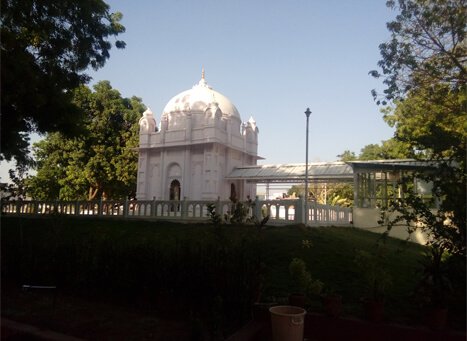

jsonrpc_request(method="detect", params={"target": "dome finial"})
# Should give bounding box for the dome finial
[196,67,210,88]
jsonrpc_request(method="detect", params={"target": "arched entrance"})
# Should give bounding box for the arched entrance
[169,179,181,212]
[170,180,181,201]
[230,183,237,201]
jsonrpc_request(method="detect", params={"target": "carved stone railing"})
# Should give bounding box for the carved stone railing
[307,201,353,226]
[1,197,352,226]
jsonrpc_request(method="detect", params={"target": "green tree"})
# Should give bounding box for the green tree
[359,139,415,160]
[287,183,353,207]
[287,184,305,197]
[370,0,466,103]
[3,164,30,200]
[326,183,353,207]
[27,82,145,200]
[1,0,125,164]
[379,138,416,159]
[371,0,466,256]
[358,144,383,160]
[338,138,414,161]
[337,150,357,161]
[383,86,465,161]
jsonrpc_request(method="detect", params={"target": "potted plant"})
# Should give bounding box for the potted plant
[354,247,392,322]
[288,258,323,308]
[321,287,343,317]
[415,246,452,330]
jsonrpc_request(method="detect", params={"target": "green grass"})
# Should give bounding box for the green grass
[258,225,427,322]
[0,216,430,326]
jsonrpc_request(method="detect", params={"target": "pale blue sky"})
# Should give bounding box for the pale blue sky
[1,0,397,182]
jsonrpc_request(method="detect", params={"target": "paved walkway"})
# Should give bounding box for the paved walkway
[1,318,84,341]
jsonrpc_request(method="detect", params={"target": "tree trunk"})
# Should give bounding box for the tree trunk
[88,187,99,201]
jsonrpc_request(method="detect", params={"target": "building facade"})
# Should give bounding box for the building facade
[136,73,259,201]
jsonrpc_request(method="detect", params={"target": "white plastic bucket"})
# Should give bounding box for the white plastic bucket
[269,305,306,341]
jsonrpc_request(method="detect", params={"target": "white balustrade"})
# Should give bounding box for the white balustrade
[1,197,352,226]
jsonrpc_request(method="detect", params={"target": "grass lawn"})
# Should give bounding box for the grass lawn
[1,216,464,339]
[255,224,427,321]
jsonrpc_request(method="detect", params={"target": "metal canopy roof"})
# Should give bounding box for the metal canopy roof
[226,162,354,183]
[226,160,437,184]
[347,159,438,172]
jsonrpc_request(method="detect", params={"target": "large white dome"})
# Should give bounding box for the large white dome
[162,76,241,120]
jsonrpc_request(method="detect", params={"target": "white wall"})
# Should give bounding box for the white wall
[353,207,429,244]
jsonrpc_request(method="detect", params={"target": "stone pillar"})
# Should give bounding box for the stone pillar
[123,198,129,217]
[136,152,149,200]
[181,197,188,218]
[151,197,156,217]
[296,196,305,224]
[98,198,103,216]
[353,172,359,208]
[312,200,318,224]
[254,196,262,222]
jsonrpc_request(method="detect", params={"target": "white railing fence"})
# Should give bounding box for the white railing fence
[1,197,352,226]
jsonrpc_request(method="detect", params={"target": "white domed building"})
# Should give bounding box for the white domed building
[136,72,260,201]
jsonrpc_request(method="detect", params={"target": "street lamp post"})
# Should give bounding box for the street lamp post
[304,108,311,226]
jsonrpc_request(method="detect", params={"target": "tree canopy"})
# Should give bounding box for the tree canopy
[27,81,145,200]
[371,0,466,256]
[383,84,466,161]
[338,138,414,161]
[370,0,466,103]
[1,0,125,164]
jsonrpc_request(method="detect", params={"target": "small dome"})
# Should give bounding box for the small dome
[143,107,153,116]
[162,76,241,120]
